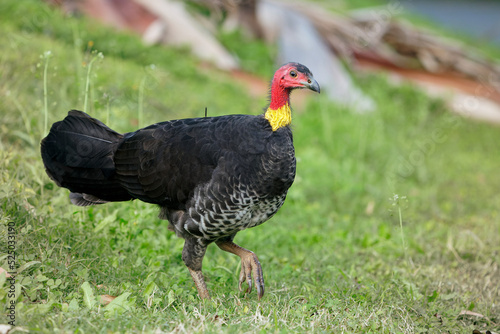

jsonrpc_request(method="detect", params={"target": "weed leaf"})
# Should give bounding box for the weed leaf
[94,209,118,233]
[17,261,41,274]
[0,271,7,288]
[104,292,132,315]
[68,298,80,311]
[80,281,96,309]
[167,290,175,307]
[143,281,156,298]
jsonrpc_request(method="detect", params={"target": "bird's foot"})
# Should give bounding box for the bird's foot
[216,240,265,299]
[238,251,264,299]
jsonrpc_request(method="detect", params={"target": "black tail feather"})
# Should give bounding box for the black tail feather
[41,110,133,203]
[69,192,110,206]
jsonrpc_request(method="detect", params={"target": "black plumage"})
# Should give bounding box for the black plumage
[41,62,320,299]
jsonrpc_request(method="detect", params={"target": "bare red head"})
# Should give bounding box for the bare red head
[268,62,320,110]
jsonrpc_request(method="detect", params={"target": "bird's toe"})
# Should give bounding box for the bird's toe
[239,252,264,299]
[239,262,253,293]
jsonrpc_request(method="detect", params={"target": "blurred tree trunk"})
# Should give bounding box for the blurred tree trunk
[236,0,264,39]
[216,0,263,39]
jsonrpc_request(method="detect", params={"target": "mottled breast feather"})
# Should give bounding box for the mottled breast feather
[113,114,295,241]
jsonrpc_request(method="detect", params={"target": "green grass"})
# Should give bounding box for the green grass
[1,0,500,333]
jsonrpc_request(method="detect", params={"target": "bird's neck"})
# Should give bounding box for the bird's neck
[265,85,291,131]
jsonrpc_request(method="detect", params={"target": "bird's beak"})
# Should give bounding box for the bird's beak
[302,76,320,93]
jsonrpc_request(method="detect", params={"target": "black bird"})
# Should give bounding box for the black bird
[41,63,320,299]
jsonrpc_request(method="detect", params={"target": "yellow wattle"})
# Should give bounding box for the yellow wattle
[264,103,291,131]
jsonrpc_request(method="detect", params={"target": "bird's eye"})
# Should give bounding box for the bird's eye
[290,70,297,78]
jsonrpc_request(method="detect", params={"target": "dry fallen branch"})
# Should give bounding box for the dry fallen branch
[283,1,500,86]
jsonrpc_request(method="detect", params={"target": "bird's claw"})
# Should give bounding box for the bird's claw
[238,252,264,299]
[215,240,265,299]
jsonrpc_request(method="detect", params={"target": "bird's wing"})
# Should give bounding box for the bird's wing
[113,115,269,208]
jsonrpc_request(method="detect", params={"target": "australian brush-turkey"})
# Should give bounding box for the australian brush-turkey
[41,62,320,299]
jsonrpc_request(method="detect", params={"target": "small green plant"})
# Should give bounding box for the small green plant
[138,76,146,129]
[41,50,52,137]
[390,194,408,261]
[83,50,104,113]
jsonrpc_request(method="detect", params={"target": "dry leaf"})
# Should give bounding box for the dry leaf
[0,324,12,334]
[100,294,117,305]
[0,268,12,278]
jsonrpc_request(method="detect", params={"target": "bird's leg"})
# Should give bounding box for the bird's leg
[182,238,210,299]
[216,238,265,299]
